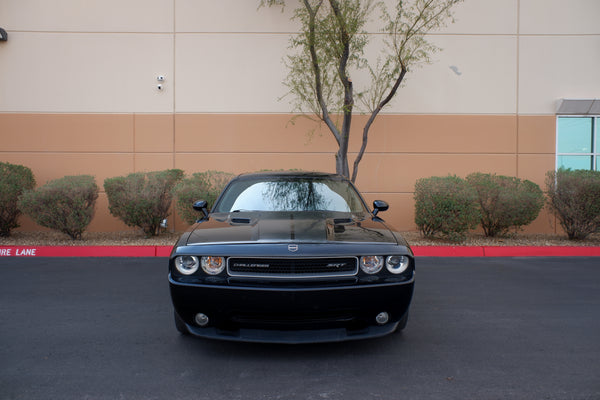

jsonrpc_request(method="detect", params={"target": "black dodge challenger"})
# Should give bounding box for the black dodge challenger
[168,171,414,343]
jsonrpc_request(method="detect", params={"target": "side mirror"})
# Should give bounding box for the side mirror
[193,200,209,220]
[372,200,389,216]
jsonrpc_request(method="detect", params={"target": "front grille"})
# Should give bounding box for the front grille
[227,257,358,278]
[229,311,359,330]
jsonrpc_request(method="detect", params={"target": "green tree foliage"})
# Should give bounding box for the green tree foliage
[466,173,544,237]
[18,175,98,240]
[0,162,36,236]
[260,0,462,181]
[546,168,600,240]
[174,171,234,225]
[414,175,479,242]
[104,170,184,237]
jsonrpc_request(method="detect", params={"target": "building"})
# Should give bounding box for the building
[1,0,599,233]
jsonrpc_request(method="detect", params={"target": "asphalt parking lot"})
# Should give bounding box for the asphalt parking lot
[1,256,599,400]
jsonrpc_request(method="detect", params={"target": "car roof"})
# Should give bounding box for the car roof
[233,171,346,180]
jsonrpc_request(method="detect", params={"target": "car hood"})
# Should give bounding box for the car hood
[185,212,400,245]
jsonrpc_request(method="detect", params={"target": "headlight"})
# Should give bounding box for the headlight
[201,256,225,275]
[386,255,410,274]
[174,256,199,275]
[360,255,383,274]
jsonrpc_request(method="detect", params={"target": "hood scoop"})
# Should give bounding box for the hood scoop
[213,213,253,225]
[231,217,252,224]
[333,218,353,224]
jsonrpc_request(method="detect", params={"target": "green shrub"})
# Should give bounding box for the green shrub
[546,168,600,240]
[174,170,234,225]
[0,162,36,236]
[104,169,184,237]
[18,175,98,240]
[414,175,480,242]
[466,173,545,237]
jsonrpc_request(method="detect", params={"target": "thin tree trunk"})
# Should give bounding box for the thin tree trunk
[336,141,350,178]
[351,67,407,183]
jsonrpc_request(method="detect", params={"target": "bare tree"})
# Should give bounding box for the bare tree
[260,0,463,182]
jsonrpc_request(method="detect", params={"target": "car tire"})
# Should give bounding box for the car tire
[174,311,190,335]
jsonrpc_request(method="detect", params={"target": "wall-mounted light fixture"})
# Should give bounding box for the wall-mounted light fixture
[157,75,165,91]
[0,28,7,42]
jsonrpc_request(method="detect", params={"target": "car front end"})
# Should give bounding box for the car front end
[168,172,415,343]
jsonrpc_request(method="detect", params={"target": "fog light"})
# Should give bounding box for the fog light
[376,312,389,325]
[194,313,209,327]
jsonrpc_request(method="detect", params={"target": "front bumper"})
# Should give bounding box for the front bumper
[169,276,414,343]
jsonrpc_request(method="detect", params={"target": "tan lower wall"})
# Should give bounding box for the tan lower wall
[0,113,557,234]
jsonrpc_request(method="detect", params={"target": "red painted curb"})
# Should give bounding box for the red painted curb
[412,246,600,257]
[412,246,485,257]
[483,246,600,257]
[155,246,173,257]
[0,246,161,257]
[1,245,600,258]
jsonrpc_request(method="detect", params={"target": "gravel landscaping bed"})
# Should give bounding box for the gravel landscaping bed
[1,230,599,247]
[401,231,600,247]
[0,231,182,247]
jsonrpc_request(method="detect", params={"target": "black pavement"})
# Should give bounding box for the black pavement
[1,257,599,400]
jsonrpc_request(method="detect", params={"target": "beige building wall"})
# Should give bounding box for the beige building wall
[1,0,599,234]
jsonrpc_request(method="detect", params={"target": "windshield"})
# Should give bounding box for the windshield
[213,176,368,214]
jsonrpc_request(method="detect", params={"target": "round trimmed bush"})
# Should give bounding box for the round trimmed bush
[18,175,98,240]
[174,170,234,225]
[104,169,184,237]
[466,172,544,237]
[0,162,36,236]
[546,168,600,240]
[414,175,480,242]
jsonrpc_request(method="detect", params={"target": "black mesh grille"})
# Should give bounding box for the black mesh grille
[228,257,357,278]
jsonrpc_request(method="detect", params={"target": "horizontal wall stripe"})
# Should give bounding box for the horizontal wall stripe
[1,112,556,233]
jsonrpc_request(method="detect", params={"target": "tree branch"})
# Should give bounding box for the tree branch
[329,0,354,178]
[303,0,342,145]
[351,66,407,182]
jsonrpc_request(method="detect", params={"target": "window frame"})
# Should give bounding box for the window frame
[556,116,599,171]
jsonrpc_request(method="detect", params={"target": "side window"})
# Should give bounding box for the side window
[556,116,598,171]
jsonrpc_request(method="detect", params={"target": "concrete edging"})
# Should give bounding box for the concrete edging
[1,245,600,257]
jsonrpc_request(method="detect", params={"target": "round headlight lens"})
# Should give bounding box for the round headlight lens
[386,255,410,274]
[360,255,383,274]
[201,256,225,275]
[175,255,199,275]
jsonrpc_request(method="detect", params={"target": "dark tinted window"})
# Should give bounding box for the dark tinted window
[213,177,367,213]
